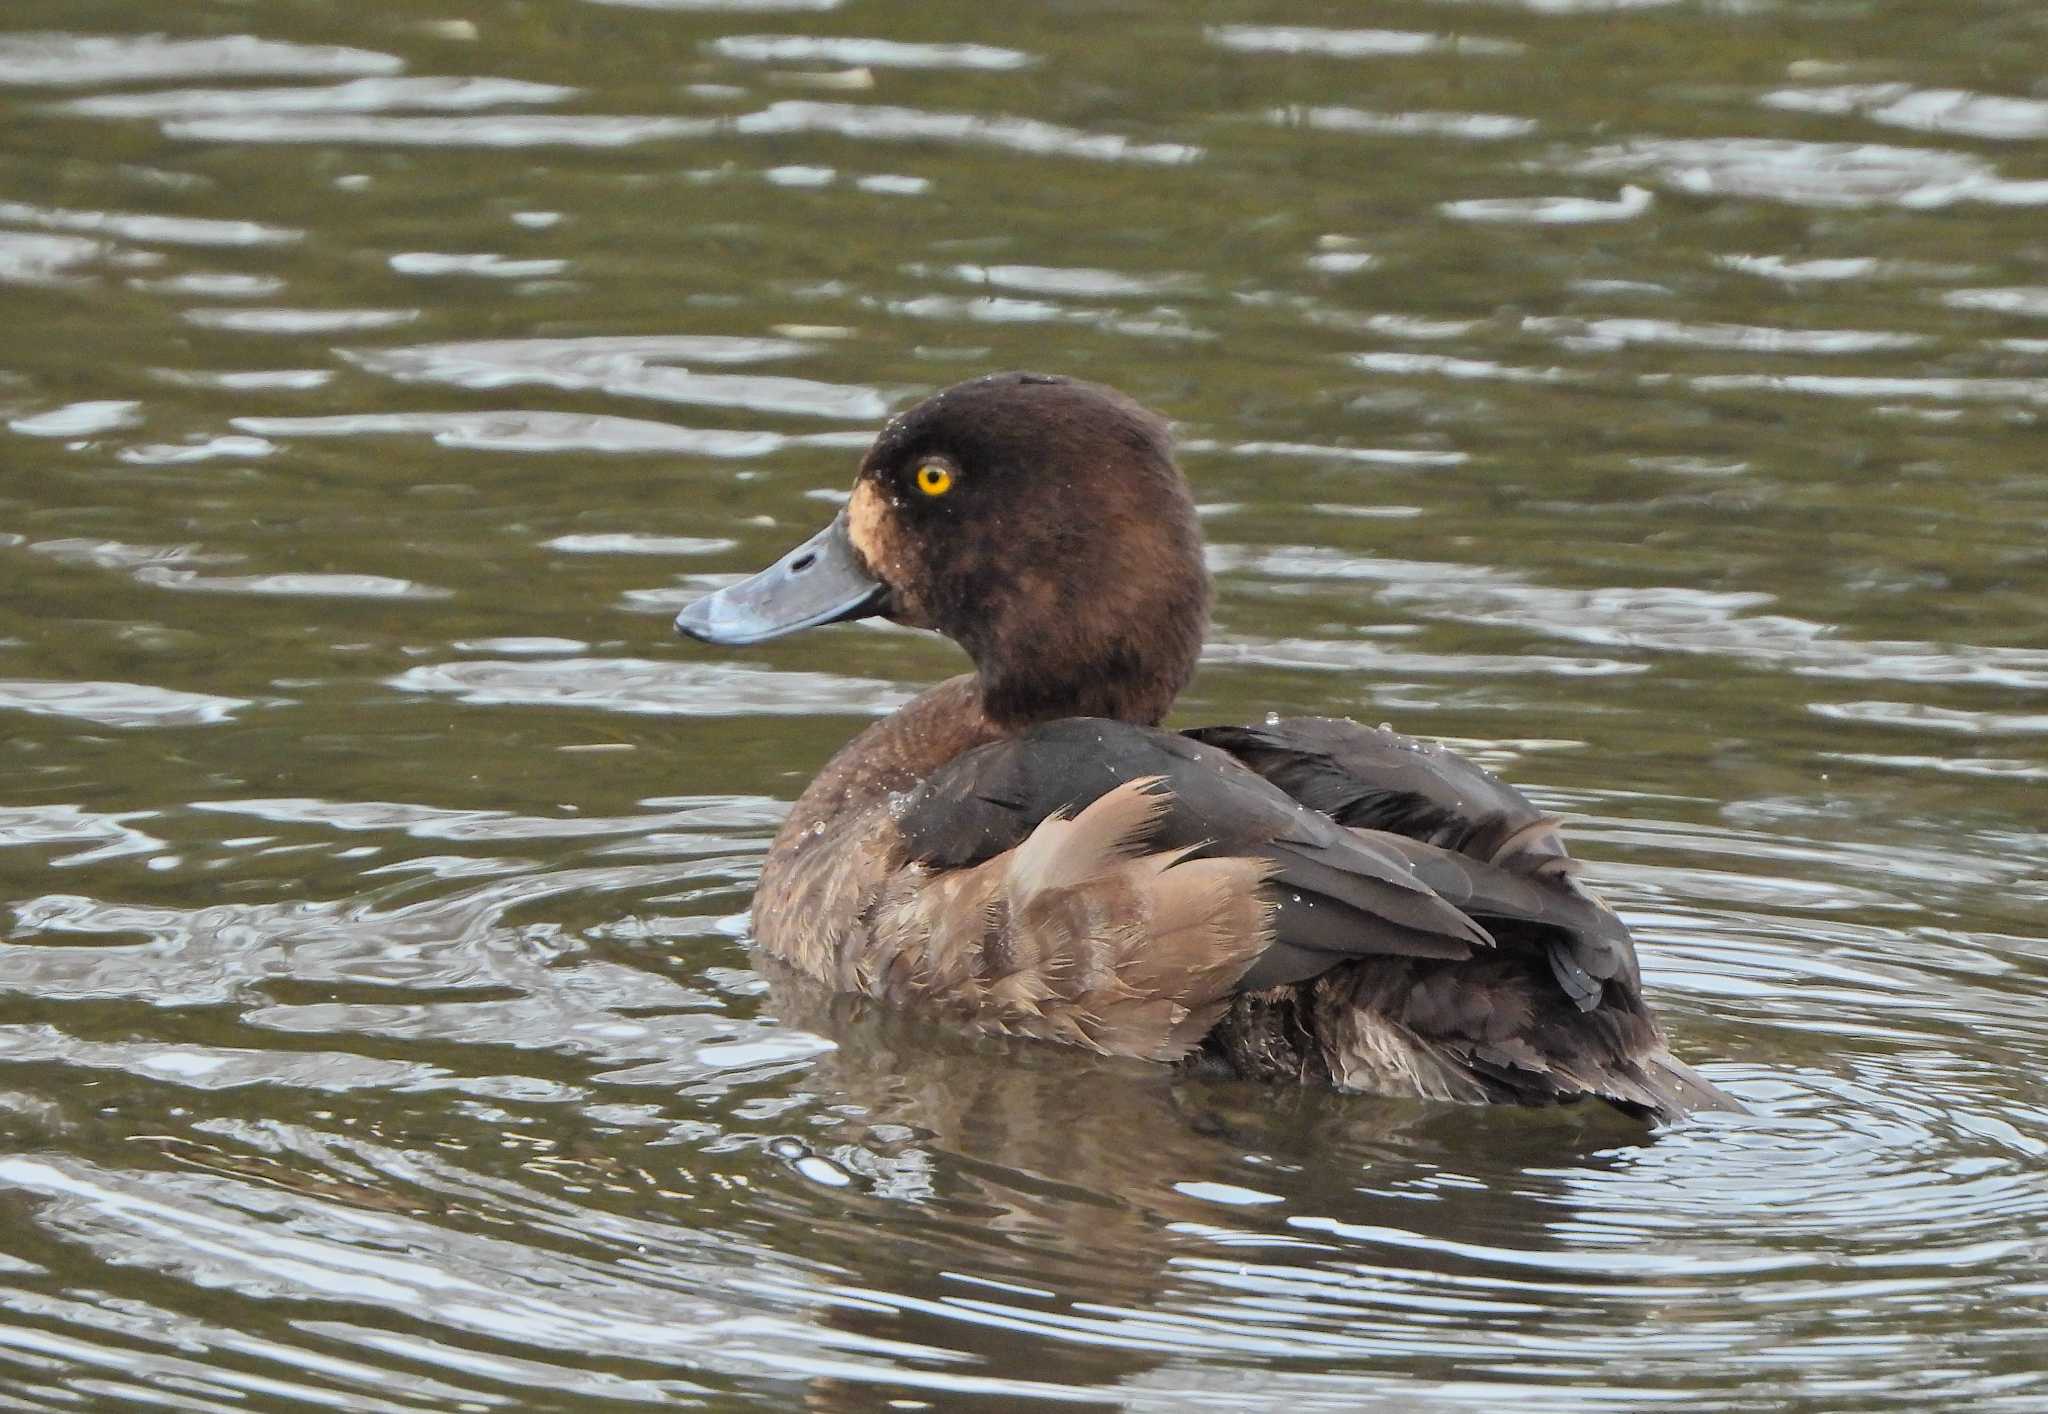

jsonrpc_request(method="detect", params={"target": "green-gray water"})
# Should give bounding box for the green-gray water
[3,1,2046,1408]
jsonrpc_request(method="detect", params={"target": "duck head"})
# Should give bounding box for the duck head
[676,372,1210,729]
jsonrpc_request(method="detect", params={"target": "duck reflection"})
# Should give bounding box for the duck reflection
[757,959,1658,1407]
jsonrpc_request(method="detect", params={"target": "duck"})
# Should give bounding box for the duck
[676,371,1738,1122]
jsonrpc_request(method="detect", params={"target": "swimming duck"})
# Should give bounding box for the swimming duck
[677,372,1736,1122]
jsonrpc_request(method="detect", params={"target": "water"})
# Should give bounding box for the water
[2,0,2045,1406]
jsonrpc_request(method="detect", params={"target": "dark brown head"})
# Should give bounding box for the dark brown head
[676,372,1210,729]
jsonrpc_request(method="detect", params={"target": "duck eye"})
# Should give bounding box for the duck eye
[914,463,954,497]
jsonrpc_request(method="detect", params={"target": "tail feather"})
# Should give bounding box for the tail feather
[1634,1049,1746,1120]
[1469,1040,1744,1122]
[1305,961,1743,1124]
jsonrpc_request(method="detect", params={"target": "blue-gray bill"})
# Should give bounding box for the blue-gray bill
[674,511,887,646]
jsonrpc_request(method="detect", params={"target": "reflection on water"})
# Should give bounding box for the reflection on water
[3,0,2047,1407]
[1573,137,2048,209]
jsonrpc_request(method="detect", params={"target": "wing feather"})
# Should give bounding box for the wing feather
[893,718,1492,988]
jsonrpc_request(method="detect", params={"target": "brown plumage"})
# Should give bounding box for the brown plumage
[678,371,1739,1122]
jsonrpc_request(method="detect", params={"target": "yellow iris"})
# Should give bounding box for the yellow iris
[915,463,954,497]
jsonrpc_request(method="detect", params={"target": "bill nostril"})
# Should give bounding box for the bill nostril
[790,552,816,573]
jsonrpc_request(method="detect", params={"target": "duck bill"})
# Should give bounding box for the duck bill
[674,512,886,646]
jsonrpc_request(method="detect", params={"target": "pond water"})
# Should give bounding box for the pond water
[2,0,2046,1407]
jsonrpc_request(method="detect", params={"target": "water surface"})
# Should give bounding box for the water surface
[2,0,2046,1407]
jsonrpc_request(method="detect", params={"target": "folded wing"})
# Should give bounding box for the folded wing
[1186,718,1637,1009]
[895,718,1498,998]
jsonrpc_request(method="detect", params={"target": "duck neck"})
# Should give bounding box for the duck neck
[975,657,1187,731]
[962,549,1209,731]
[968,593,1205,731]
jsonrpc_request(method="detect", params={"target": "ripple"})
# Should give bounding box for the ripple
[763,164,835,188]
[1581,809,2015,900]
[1521,316,1923,354]
[8,399,141,437]
[1207,25,1523,58]
[0,1284,485,1408]
[1713,254,1970,284]
[164,114,717,147]
[1350,351,1576,383]
[0,1154,1048,1397]
[729,100,1201,164]
[1274,104,1537,141]
[390,657,909,717]
[1688,372,2048,408]
[708,36,1034,70]
[1174,1181,1286,1206]
[133,568,450,600]
[1223,545,2048,687]
[0,680,252,729]
[1183,439,1468,468]
[153,368,303,401]
[0,231,104,286]
[1311,503,1428,518]
[184,306,419,333]
[854,173,930,195]
[194,793,781,845]
[0,805,166,866]
[253,998,759,1074]
[544,534,737,555]
[4,864,719,1008]
[1426,0,1680,9]
[0,32,401,86]
[588,0,842,8]
[451,636,589,655]
[1941,287,2048,319]
[1573,138,2048,209]
[1441,185,1653,223]
[0,199,300,247]
[58,75,575,119]
[26,537,225,571]
[233,410,857,455]
[870,292,1211,341]
[1204,634,1649,678]
[389,251,569,278]
[0,1026,561,1099]
[119,435,277,465]
[130,270,287,298]
[1822,754,2048,782]
[919,262,1194,298]
[1762,84,2048,142]
[341,337,886,419]
[1306,250,1378,275]
[1811,702,2048,736]
[1345,312,1481,340]
[378,330,799,368]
